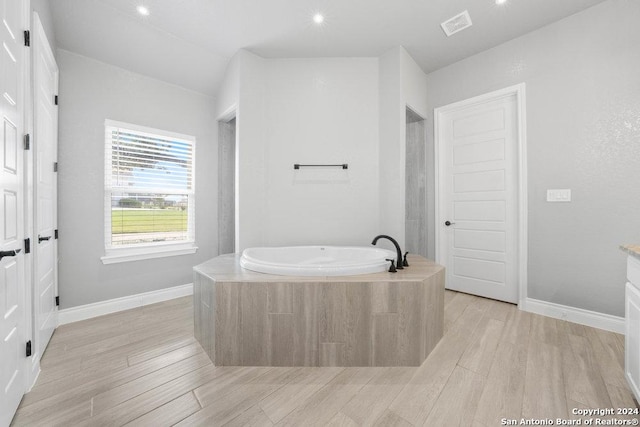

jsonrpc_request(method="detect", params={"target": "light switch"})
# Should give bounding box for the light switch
[547,189,571,202]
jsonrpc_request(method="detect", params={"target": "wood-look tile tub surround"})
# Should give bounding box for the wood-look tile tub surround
[193,254,444,367]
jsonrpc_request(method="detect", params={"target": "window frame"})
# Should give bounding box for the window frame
[101,119,198,264]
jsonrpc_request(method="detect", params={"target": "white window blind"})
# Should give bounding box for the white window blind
[104,120,196,251]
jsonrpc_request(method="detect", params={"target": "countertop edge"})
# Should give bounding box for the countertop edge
[194,253,444,283]
[621,244,640,261]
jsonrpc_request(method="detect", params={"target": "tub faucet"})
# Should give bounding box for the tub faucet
[371,235,404,270]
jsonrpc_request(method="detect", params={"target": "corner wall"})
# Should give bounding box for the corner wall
[236,51,267,250]
[214,48,428,253]
[424,0,640,316]
[32,0,56,54]
[263,58,380,246]
[214,50,268,251]
[218,52,383,250]
[57,49,218,308]
[378,47,429,251]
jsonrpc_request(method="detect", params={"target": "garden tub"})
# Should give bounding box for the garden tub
[239,245,397,276]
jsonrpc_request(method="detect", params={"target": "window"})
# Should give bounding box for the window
[101,120,197,264]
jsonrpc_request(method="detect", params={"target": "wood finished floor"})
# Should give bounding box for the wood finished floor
[11,291,637,426]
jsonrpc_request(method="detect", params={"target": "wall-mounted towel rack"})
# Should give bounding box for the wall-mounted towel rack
[293,164,348,170]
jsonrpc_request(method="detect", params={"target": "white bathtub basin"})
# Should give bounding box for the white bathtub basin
[240,246,397,276]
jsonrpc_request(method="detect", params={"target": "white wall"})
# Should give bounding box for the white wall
[263,58,380,246]
[378,47,429,250]
[214,50,268,251]
[400,48,429,119]
[215,52,385,250]
[236,51,267,250]
[425,0,640,316]
[378,48,403,247]
[32,0,56,53]
[212,49,427,252]
[215,51,240,119]
[57,49,218,308]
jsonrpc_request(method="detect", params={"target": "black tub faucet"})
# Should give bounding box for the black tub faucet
[371,235,404,270]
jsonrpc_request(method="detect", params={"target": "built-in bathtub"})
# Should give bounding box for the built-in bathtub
[193,252,444,367]
[240,246,397,276]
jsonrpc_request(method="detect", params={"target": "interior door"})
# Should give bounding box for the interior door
[33,13,58,362]
[438,92,519,303]
[0,0,28,425]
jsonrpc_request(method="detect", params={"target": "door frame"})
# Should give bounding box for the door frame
[434,83,528,306]
[30,11,59,382]
[23,3,37,391]
[1,1,32,420]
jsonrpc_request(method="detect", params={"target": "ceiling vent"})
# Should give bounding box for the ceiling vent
[441,10,473,37]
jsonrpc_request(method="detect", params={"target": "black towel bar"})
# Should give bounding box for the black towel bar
[293,164,348,170]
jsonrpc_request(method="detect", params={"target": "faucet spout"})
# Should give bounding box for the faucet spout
[371,235,404,270]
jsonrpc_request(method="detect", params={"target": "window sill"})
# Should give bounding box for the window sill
[101,243,198,265]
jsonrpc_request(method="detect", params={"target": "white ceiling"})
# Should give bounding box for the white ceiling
[51,0,607,96]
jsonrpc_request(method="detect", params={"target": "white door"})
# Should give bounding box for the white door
[436,88,523,304]
[0,0,28,425]
[33,13,58,361]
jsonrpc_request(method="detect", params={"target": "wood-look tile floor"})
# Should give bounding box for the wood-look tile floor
[11,291,637,426]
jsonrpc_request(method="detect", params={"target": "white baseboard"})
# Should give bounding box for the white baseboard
[522,298,625,334]
[58,283,193,325]
[27,360,40,392]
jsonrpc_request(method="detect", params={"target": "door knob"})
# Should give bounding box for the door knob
[444,221,455,226]
[38,235,51,243]
[0,249,21,261]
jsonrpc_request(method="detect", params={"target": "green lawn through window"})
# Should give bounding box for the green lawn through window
[111,209,187,234]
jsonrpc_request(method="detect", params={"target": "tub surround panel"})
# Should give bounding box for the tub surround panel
[293,284,320,366]
[193,273,214,362]
[270,313,294,366]
[214,282,241,365]
[240,283,270,365]
[194,254,444,367]
[268,282,293,313]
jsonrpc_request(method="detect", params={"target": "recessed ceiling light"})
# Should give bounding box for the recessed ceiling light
[495,0,507,4]
[137,5,150,16]
[313,13,324,24]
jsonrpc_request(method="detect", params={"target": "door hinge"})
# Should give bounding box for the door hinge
[24,30,30,47]
[24,134,30,150]
[24,238,30,254]
[54,95,58,105]
[55,296,60,307]
[26,340,32,357]
[55,229,58,239]
[54,162,58,172]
